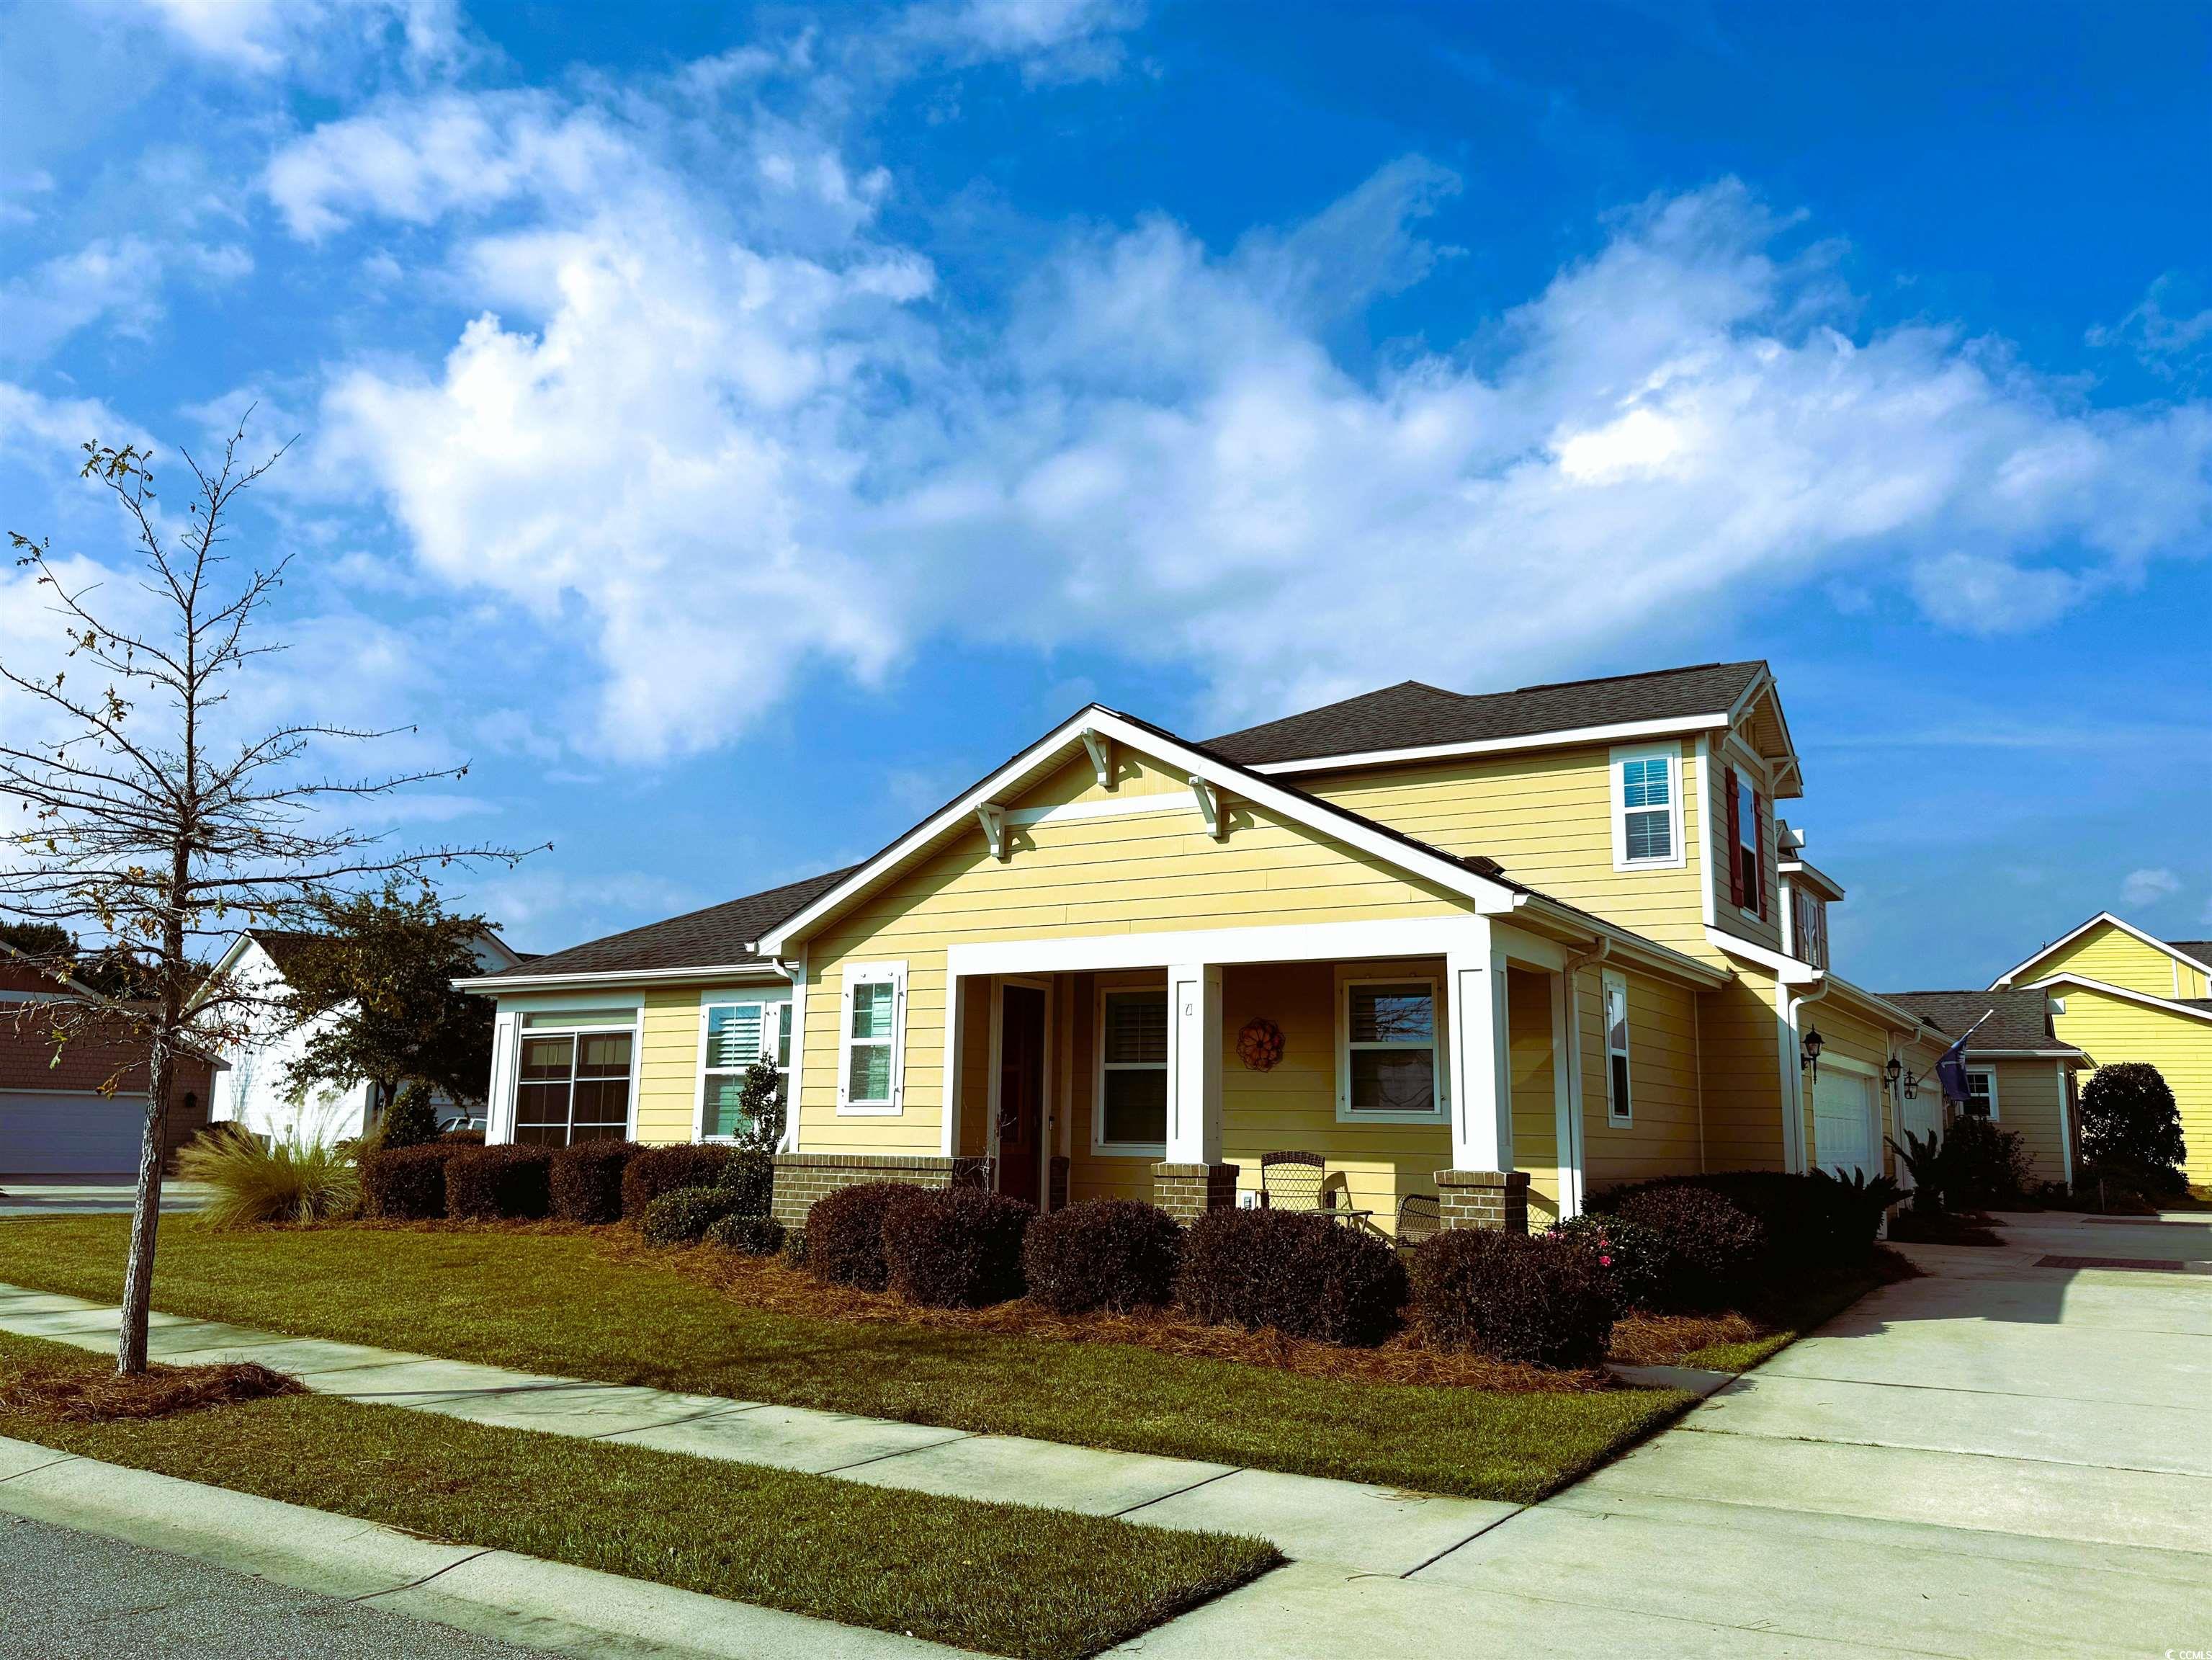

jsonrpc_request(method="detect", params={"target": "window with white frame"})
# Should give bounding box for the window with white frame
[1794,890,1829,970]
[1340,977,1443,1118]
[1602,971,1633,1126]
[1611,744,1681,867]
[700,996,789,1139]
[1734,769,1763,914]
[514,1009,635,1146]
[1964,1066,1998,1120]
[1096,987,1168,1153]
[838,963,906,1112]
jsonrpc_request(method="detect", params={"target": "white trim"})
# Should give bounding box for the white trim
[1165,962,1224,1165]
[784,950,808,1153]
[1600,968,1632,1128]
[1189,776,1227,840]
[458,963,787,994]
[1335,968,1448,1124]
[1695,735,1718,930]
[1610,741,1687,872]
[2017,972,2212,1025]
[976,803,1008,862]
[756,706,1523,955]
[1706,928,1822,985]
[985,976,1054,1198]
[1964,1064,2000,1121]
[1992,911,2212,990]
[1080,728,1113,790]
[1445,932,1507,1170]
[504,1009,641,1146]
[1777,856,1845,903]
[1963,1046,2087,1058]
[835,960,908,1116]
[1246,713,1734,777]
[2056,1059,2074,1190]
[1091,980,1169,1159]
[1004,791,1196,828]
[1550,965,1584,1219]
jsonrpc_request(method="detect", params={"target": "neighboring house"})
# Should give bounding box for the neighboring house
[208,927,523,1148]
[1880,989,2089,1187]
[0,946,215,1175]
[1987,914,2212,1188]
[460,661,1951,1233]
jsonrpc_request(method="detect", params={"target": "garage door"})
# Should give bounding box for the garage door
[0,1092,147,1174]
[1812,1070,1876,1179]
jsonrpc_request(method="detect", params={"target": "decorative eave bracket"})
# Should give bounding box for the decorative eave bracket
[977,801,1009,862]
[1188,775,1228,841]
[1080,728,1114,790]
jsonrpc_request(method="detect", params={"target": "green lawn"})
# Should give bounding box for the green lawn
[0,1331,1270,1660]
[0,1217,1690,1501]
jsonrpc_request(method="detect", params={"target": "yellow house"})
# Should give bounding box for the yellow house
[460,662,1947,1231]
[1984,914,2212,1188]
[1879,989,2089,1187]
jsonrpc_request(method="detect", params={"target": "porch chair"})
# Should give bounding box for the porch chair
[1395,1192,1441,1249]
[1258,1151,1327,1212]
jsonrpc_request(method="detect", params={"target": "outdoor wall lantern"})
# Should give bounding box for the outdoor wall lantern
[1885,1056,1902,1091]
[1800,1025,1824,1080]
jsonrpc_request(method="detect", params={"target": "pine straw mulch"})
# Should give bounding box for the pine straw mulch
[0,1360,302,1424]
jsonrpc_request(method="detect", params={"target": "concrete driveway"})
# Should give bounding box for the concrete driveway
[0,1179,210,1217]
[1119,1210,2212,1658]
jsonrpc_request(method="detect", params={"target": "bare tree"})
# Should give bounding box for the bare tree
[2,425,532,1373]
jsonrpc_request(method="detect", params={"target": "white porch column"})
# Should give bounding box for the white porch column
[1165,961,1223,1164]
[1550,967,1585,1220]
[939,968,968,1159]
[1446,924,1511,1173]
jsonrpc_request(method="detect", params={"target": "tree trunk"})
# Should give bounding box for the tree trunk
[115,1048,170,1375]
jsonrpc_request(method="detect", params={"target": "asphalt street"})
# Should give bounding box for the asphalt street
[0,1512,560,1660]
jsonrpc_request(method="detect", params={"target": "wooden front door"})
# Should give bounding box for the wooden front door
[996,984,1047,1206]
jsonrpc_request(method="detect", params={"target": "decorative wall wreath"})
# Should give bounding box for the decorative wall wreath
[1235,1017,1286,1072]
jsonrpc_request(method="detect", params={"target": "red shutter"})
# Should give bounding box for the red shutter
[1724,771,1743,908]
[1752,790,1768,919]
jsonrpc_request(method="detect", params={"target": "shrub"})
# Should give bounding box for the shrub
[1176,1208,1407,1347]
[2079,1063,2188,1192]
[1021,1199,1183,1314]
[720,1148,774,1217]
[375,1083,442,1151]
[1609,1183,1766,1308]
[1545,1213,1670,1313]
[782,1224,809,1268]
[704,1212,787,1255]
[442,1129,486,1146]
[549,1139,642,1225]
[359,1141,465,1221]
[1887,1128,1947,1213]
[176,1128,359,1228]
[445,1143,553,1221]
[882,1187,1035,1308]
[1939,1116,2036,1208]
[640,1184,753,1246]
[806,1182,928,1291]
[733,1060,787,1153]
[1409,1229,1616,1368]
[620,1144,738,1218]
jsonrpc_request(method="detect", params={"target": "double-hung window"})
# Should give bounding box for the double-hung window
[1611,744,1682,869]
[1732,768,1765,916]
[1794,891,1829,970]
[1096,987,1168,1153]
[1339,976,1443,1120]
[1602,971,1633,1126]
[837,963,907,1113]
[514,1009,635,1146]
[700,997,789,1139]
[1964,1067,1998,1120]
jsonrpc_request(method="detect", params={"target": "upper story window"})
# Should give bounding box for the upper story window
[1794,891,1829,970]
[1728,766,1766,919]
[1611,744,1684,870]
[1338,976,1445,1121]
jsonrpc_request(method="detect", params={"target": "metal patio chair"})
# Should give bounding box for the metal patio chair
[1258,1150,1327,1211]
[1395,1192,1441,1248]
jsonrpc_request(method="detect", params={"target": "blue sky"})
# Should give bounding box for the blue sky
[2,0,2207,989]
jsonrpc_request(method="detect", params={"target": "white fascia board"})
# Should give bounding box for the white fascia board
[1729,669,1805,798]
[1817,971,1935,1034]
[1243,714,1732,779]
[1514,896,1730,989]
[453,963,790,996]
[1777,857,1845,903]
[1969,1046,2090,1059]
[2018,972,2212,1025]
[1989,911,2209,989]
[757,706,1523,955]
[1705,927,1824,986]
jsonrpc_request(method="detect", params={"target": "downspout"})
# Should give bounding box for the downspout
[1784,976,1829,1174]
[1557,937,1610,1218]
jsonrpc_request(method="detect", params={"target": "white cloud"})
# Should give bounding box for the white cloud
[279,77,2212,760]
[135,0,462,76]
[0,235,254,364]
[894,0,1146,82]
[2121,867,2182,906]
[2089,274,2212,383]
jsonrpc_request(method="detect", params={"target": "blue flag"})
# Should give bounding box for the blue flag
[1937,1010,1994,1106]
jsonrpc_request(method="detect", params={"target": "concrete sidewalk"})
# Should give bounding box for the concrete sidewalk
[0,1279,1521,1575]
[1114,1210,2212,1658]
[0,1179,212,1217]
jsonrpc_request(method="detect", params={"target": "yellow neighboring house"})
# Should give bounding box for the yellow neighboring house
[1986,914,2212,1187]
[1879,989,2089,1188]
[459,661,1951,1233]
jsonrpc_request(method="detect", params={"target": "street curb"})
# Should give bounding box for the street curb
[0,1434,974,1660]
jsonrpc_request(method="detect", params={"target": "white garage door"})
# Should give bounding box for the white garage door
[0,1092,147,1174]
[1812,1070,1876,1179]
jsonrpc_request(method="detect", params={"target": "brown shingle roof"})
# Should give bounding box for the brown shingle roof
[245,929,333,978]
[1882,989,2074,1052]
[1204,661,1768,767]
[2166,940,2212,970]
[470,867,856,982]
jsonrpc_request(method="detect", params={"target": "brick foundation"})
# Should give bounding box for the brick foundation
[1436,1169,1530,1233]
[1152,1161,1240,1224]
[771,1152,985,1228]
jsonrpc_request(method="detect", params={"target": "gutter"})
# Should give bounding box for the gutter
[454,961,792,996]
[1784,974,1830,1174]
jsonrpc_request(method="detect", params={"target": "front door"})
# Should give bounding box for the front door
[996,984,1047,1206]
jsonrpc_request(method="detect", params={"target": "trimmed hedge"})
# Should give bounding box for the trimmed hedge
[1545,1212,1671,1313]
[722,1148,774,1218]
[882,1187,1034,1309]
[1176,1208,1407,1347]
[781,1224,809,1269]
[704,1212,787,1256]
[621,1144,739,1219]
[550,1139,642,1225]
[445,1144,553,1221]
[1409,1229,1616,1368]
[640,1184,754,1247]
[806,1182,927,1292]
[359,1141,465,1221]
[1021,1199,1183,1314]
[1608,1183,1767,1308]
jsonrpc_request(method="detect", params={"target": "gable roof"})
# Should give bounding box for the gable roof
[1205,660,1777,774]
[1992,911,2212,989]
[2015,972,2212,1027]
[1881,988,2079,1054]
